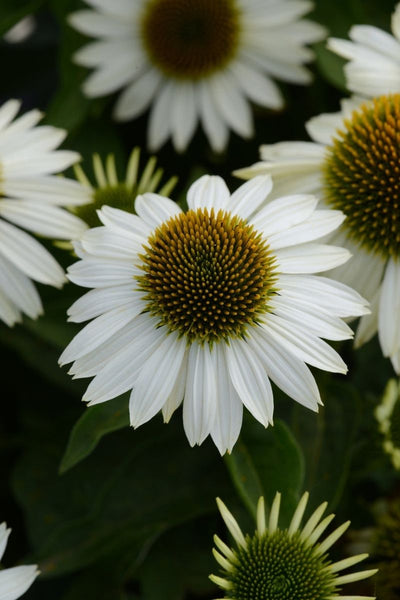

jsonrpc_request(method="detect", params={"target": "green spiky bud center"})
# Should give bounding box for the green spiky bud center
[228,531,337,600]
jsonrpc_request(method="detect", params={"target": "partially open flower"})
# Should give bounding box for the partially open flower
[71,147,177,229]
[211,493,377,600]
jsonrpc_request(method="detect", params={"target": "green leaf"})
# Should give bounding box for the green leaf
[12,416,233,577]
[60,395,130,473]
[225,417,304,526]
[137,517,217,600]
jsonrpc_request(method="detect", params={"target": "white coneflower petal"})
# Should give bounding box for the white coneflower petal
[0,100,87,325]
[60,175,367,453]
[0,524,38,600]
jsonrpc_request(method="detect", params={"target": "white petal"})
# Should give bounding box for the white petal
[0,200,87,240]
[248,326,320,410]
[67,284,140,322]
[208,71,253,138]
[0,220,65,287]
[148,80,174,151]
[98,205,151,239]
[0,254,42,319]
[183,342,218,446]
[228,176,273,220]
[73,313,159,384]
[187,175,230,212]
[2,175,90,206]
[378,258,400,357]
[59,304,140,365]
[261,314,348,373]
[225,338,273,426]
[198,82,229,152]
[0,523,10,561]
[277,274,369,318]
[171,82,198,152]
[68,10,132,37]
[0,565,38,600]
[114,69,161,121]
[271,296,353,341]
[0,99,21,132]
[0,289,21,326]
[162,350,189,423]
[306,110,344,145]
[250,194,318,235]
[267,210,345,250]
[274,243,351,273]
[354,287,380,348]
[229,60,283,109]
[81,227,142,259]
[135,193,181,229]
[130,332,186,427]
[210,344,243,455]
[67,258,137,288]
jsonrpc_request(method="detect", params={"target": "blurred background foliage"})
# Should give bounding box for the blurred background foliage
[0,0,399,598]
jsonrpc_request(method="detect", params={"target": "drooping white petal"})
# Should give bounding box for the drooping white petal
[0,219,65,287]
[0,254,42,319]
[210,344,243,455]
[162,350,189,423]
[261,313,348,374]
[0,565,39,600]
[208,71,253,138]
[225,338,273,426]
[130,331,186,427]
[183,342,218,446]
[170,82,199,152]
[378,258,400,358]
[198,81,229,152]
[247,326,320,411]
[113,68,162,121]
[277,274,369,318]
[354,287,380,348]
[148,80,174,151]
[0,200,87,239]
[59,304,141,365]
[67,284,140,322]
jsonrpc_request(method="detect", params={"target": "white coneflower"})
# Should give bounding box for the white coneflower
[328,3,400,99]
[59,174,367,454]
[236,94,400,373]
[211,493,377,600]
[69,0,326,152]
[0,522,39,600]
[0,99,87,327]
[71,147,177,229]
